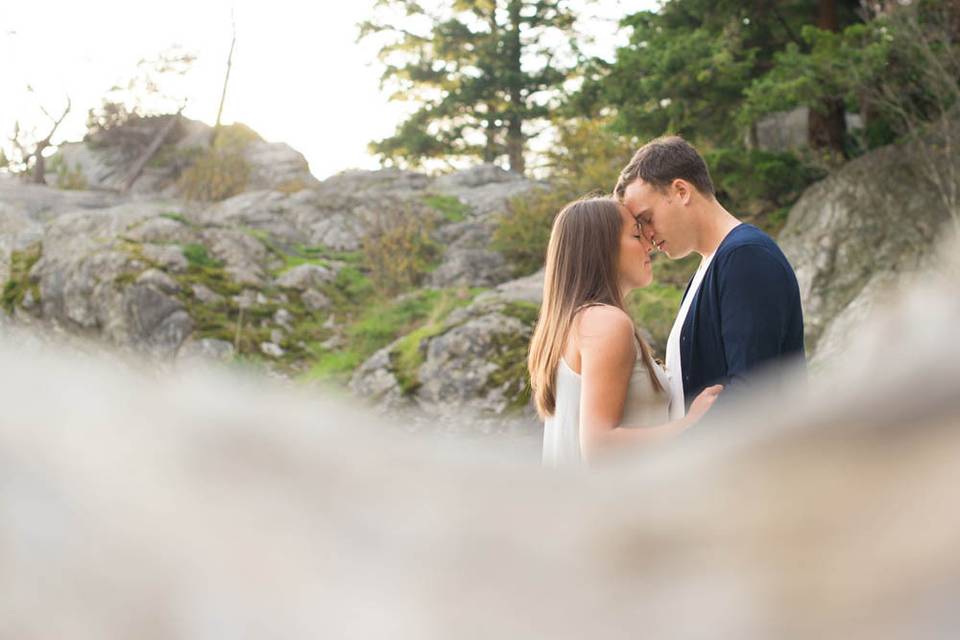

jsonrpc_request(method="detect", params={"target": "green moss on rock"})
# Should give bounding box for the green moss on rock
[2,243,43,314]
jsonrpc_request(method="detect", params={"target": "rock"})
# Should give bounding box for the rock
[260,342,285,358]
[779,137,952,358]
[126,216,194,244]
[305,212,365,251]
[755,106,864,153]
[243,141,320,193]
[141,244,189,273]
[433,163,541,218]
[429,221,512,288]
[319,334,345,350]
[233,290,258,309]
[192,284,224,305]
[276,264,335,290]
[2,261,960,638]
[141,310,194,359]
[200,228,269,287]
[177,338,235,363]
[416,312,531,415]
[125,284,192,357]
[193,190,302,243]
[273,308,293,330]
[136,268,180,293]
[429,247,511,288]
[302,290,331,312]
[482,268,544,305]
[348,345,409,409]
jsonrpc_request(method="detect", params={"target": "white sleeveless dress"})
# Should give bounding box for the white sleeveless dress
[542,345,673,467]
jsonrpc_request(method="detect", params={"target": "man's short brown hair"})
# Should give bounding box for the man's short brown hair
[614,135,716,201]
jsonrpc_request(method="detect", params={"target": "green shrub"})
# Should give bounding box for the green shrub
[177,123,259,202]
[491,189,566,277]
[493,117,638,277]
[703,147,825,233]
[181,243,223,269]
[55,161,88,190]
[211,123,263,148]
[177,148,250,201]
[423,194,471,222]
[361,206,439,295]
[2,243,42,313]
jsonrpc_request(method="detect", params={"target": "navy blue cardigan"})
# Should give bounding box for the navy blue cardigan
[678,224,805,408]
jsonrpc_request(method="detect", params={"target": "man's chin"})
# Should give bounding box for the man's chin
[662,245,692,260]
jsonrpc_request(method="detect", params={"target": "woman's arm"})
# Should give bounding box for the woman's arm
[577,306,721,463]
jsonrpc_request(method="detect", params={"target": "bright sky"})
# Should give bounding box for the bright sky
[0,0,645,180]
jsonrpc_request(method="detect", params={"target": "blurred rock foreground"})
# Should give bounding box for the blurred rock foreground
[0,230,958,638]
[1,115,956,427]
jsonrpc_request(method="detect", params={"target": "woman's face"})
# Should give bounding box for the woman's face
[617,203,655,292]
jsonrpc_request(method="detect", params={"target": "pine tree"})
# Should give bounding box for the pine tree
[359,0,579,174]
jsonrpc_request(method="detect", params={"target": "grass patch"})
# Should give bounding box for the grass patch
[625,282,685,359]
[182,243,224,269]
[387,287,481,394]
[303,287,481,385]
[160,211,191,226]
[2,243,43,313]
[272,245,364,276]
[501,300,540,325]
[486,324,534,411]
[423,193,472,222]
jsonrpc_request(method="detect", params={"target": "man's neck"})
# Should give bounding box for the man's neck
[694,200,741,258]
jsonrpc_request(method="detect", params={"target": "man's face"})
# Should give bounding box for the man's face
[622,179,695,259]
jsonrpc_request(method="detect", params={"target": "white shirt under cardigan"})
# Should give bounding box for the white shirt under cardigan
[665,252,715,420]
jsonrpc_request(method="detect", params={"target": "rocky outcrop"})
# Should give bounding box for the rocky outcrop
[3,129,541,422]
[54,116,318,195]
[779,138,954,364]
[350,269,544,418]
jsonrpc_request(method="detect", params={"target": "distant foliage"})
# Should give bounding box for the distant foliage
[85,47,197,141]
[55,161,88,191]
[493,118,637,276]
[492,190,563,277]
[361,205,439,295]
[359,0,580,173]
[704,148,826,223]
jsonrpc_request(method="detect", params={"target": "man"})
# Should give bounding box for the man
[614,136,804,418]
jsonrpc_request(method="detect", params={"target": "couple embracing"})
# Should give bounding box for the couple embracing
[530,136,805,466]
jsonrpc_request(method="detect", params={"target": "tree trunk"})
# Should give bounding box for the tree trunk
[121,111,182,192]
[31,151,47,184]
[808,0,847,158]
[213,11,237,148]
[505,0,524,174]
[484,103,498,163]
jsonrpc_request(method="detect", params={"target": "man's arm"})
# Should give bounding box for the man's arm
[717,244,795,393]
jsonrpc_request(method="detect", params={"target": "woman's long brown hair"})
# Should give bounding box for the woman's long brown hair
[528,197,662,419]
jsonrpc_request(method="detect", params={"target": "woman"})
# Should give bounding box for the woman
[529,197,722,466]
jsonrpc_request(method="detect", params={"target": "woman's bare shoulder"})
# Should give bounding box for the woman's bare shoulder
[576,304,634,345]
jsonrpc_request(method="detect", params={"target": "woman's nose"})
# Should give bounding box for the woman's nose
[639,232,654,251]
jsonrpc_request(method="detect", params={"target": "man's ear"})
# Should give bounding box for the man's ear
[672,179,693,205]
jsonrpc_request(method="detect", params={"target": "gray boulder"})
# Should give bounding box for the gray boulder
[779,138,952,362]
[275,264,336,290]
[244,140,320,192]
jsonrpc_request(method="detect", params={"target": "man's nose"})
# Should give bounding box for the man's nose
[638,230,655,251]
